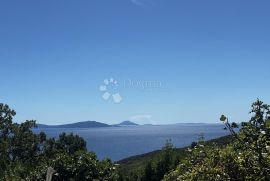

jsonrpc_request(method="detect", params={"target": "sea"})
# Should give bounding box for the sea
[34,123,229,161]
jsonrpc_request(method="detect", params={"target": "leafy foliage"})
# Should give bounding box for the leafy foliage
[164,99,270,181]
[0,103,118,180]
[120,140,186,181]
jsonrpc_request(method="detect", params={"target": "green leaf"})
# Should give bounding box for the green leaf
[220,115,227,122]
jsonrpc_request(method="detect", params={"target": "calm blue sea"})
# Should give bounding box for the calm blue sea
[34,124,229,161]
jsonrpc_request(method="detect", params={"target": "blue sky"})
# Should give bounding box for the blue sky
[0,0,269,125]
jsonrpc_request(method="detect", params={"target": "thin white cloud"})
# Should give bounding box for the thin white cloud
[131,0,144,6]
[129,114,155,125]
[130,0,153,7]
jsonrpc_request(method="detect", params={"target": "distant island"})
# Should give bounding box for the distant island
[36,121,216,129]
[113,120,139,126]
[37,120,139,128]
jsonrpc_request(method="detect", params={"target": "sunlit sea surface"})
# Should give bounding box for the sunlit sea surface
[34,124,228,161]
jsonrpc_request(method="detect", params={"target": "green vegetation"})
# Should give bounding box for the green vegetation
[1,99,269,180]
[119,99,270,181]
[118,135,233,181]
[164,99,270,180]
[0,103,119,180]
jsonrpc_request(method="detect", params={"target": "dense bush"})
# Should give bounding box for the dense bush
[140,140,180,181]
[0,103,119,180]
[163,99,270,181]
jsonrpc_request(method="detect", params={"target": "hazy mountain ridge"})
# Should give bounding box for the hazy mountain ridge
[37,121,110,128]
[37,120,138,128]
[36,121,217,128]
[113,120,139,126]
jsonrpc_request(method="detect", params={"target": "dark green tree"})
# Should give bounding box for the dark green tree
[164,100,270,181]
[142,162,154,181]
[0,103,119,180]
